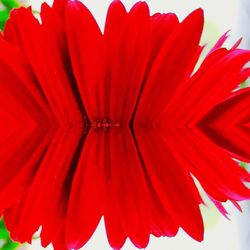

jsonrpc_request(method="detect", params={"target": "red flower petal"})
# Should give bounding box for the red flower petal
[134,8,203,125]
[104,129,151,249]
[200,87,250,162]
[66,0,105,121]
[66,130,106,249]
[134,127,204,241]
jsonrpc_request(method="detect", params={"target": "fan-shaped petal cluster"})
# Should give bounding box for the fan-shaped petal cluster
[0,0,249,249]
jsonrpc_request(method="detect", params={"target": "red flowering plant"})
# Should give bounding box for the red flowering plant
[0,0,250,249]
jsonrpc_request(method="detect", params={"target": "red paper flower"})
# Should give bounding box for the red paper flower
[0,0,250,249]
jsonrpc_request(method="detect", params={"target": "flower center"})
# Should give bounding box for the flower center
[90,119,120,132]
